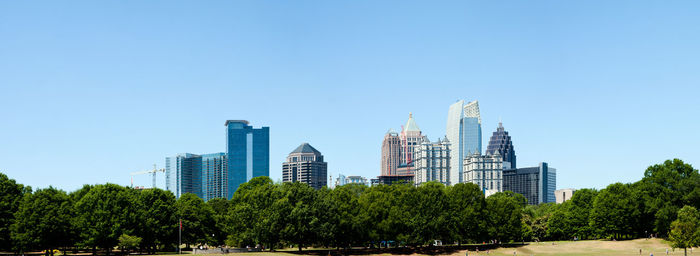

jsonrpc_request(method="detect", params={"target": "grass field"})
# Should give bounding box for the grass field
[188,239,696,256]
[468,238,690,256]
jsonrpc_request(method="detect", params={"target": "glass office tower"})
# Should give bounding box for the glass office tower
[225,120,269,198]
[446,100,482,185]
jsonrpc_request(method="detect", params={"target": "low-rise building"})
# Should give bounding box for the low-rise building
[555,188,576,204]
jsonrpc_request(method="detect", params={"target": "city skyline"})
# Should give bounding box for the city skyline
[1,1,699,192]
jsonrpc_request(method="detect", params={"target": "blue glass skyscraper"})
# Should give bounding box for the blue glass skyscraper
[446,100,482,185]
[225,120,269,198]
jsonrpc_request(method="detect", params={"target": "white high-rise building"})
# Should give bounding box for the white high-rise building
[414,137,450,185]
[446,100,482,185]
[463,151,507,195]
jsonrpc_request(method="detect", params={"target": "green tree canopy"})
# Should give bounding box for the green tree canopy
[669,205,700,256]
[74,183,136,254]
[175,193,214,247]
[486,191,525,242]
[134,188,177,253]
[590,183,639,239]
[0,172,29,251]
[10,187,73,255]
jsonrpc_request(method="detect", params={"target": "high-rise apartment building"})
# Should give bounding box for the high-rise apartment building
[381,129,401,176]
[225,120,269,198]
[446,100,482,185]
[463,151,506,195]
[282,143,328,189]
[165,152,226,201]
[503,162,557,205]
[201,153,227,201]
[414,137,450,185]
[486,122,516,168]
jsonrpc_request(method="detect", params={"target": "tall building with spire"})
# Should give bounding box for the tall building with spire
[486,122,516,168]
[381,129,401,176]
[282,143,328,189]
[399,113,426,175]
[446,100,482,185]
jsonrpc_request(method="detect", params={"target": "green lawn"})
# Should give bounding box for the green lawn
[183,239,696,256]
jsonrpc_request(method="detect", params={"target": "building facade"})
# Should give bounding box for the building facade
[485,122,516,168]
[503,162,557,205]
[463,151,506,195]
[335,174,370,187]
[446,100,482,185]
[201,153,227,201]
[226,120,269,198]
[370,175,414,186]
[381,129,401,176]
[399,113,426,173]
[555,188,576,204]
[414,137,450,185]
[165,152,227,201]
[282,143,328,189]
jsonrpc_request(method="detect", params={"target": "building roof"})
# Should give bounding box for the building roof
[404,112,421,132]
[225,120,249,126]
[290,143,322,155]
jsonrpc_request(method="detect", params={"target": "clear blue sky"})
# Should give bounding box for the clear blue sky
[1,1,698,192]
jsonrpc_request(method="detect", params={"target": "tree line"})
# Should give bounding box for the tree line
[0,159,699,254]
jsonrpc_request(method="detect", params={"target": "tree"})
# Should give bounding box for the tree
[413,182,450,246]
[0,172,29,251]
[74,183,136,255]
[11,187,73,255]
[175,193,214,248]
[446,182,486,244]
[358,184,395,248]
[590,183,639,239]
[118,234,142,255]
[328,183,365,249]
[566,189,597,239]
[279,182,318,251]
[669,206,700,256]
[486,192,525,242]
[134,188,177,253]
[227,176,282,250]
[638,159,700,236]
[206,197,229,246]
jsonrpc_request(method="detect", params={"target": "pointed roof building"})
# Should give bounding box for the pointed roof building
[290,143,322,155]
[486,122,516,168]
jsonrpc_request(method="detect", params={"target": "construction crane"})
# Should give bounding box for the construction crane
[131,164,165,188]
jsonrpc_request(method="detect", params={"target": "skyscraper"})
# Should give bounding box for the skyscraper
[414,137,450,185]
[400,113,425,171]
[446,100,482,185]
[165,153,202,199]
[282,143,328,189]
[200,153,227,201]
[503,162,557,205]
[225,120,269,198]
[381,129,401,176]
[486,122,516,168]
[165,152,226,201]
